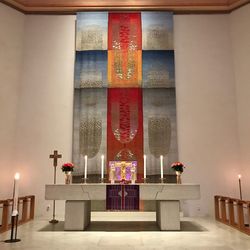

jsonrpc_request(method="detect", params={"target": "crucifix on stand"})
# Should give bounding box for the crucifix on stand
[49,150,62,224]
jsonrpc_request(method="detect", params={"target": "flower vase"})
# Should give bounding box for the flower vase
[65,171,72,184]
[176,171,182,184]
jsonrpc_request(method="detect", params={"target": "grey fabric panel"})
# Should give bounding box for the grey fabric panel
[148,117,171,158]
[142,12,173,50]
[79,117,102,158]
[76,12,108,51]
[143,88,178,175]
[73,88,107,175]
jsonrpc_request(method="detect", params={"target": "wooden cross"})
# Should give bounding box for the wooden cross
[49,150,62,224]
[49,150,62,167]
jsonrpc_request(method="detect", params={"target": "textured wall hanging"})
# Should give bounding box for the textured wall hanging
[73,11,178,178]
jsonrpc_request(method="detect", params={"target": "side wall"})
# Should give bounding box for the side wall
[0,3,25,199]
[230,4,250,200]
[174,14,240,216]
[15,15,75,217]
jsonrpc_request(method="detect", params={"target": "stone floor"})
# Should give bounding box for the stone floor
[0,212,250,250]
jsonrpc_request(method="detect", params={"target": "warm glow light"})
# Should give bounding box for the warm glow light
[14,172,20,180]
[238,174,242,179]
[101,155,104,159]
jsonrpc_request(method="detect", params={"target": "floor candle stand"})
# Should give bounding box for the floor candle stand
[5,215,21,243]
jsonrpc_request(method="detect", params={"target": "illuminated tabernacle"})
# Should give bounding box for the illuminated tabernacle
[109,161,137,183]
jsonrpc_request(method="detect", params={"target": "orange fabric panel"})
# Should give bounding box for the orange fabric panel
[108,50,142,87]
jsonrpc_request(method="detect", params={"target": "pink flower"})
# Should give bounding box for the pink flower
[61,162,74,172]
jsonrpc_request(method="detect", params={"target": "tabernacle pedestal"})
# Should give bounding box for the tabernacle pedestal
[45,183,200,231]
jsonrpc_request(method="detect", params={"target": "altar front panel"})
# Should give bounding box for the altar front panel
[106,185,139,210]
[124,185,139,210]
[106,185,122,210]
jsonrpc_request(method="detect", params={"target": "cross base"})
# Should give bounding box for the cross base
[5,239,21,243]
[49,219,59,224]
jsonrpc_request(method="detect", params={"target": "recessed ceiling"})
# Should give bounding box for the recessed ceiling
[1,0,249,13]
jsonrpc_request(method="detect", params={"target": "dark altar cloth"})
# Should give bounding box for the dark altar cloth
[106,185,139,211]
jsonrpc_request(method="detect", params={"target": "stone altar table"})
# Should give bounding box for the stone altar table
[45,183,200,231]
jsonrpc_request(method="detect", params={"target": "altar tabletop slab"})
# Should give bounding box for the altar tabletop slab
[45,184,200,201]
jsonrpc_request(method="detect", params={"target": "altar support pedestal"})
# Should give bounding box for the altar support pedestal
[156,200,180,230]
[64,201,91,230]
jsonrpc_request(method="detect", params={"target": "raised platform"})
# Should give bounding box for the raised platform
[45,183,200,231]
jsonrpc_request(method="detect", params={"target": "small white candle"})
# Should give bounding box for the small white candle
[143,155,147,179]
[160,155,163,179]
[101,155,104,179]
[238,174,242,200]
[12,173,20,216]
[84,155,88,179]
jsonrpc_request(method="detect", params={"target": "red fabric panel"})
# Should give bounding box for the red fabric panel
[107,88,143,182]
[108,13,142,50]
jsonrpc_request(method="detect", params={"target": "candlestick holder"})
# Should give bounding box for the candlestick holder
[100,178,105,183]
[142,178,148,183]
[81,177,88,184]
[159,178,166,183]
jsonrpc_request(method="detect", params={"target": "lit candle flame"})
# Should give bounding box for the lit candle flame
[238,174,242,179]
[14,172,20,180]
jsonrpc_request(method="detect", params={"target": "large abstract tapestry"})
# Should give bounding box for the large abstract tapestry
[73,11,178,178]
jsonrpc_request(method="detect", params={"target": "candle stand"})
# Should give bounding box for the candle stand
[5,214,21,243]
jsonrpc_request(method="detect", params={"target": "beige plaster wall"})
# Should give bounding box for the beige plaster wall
[0,3,25,199]
[174,14,240,216]
[230,4,250,200]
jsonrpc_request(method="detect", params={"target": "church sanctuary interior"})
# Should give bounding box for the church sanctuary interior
[1,0,250,249]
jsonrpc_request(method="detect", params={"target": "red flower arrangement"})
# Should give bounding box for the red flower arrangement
[171,162,185,173]
[61,162,74,172]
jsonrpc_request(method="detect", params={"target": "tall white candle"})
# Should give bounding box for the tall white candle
[12,173,20,216]
[84,155,88,179]
[160,155,163,179]
[143,155,147,179]
[101,155,104,179]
